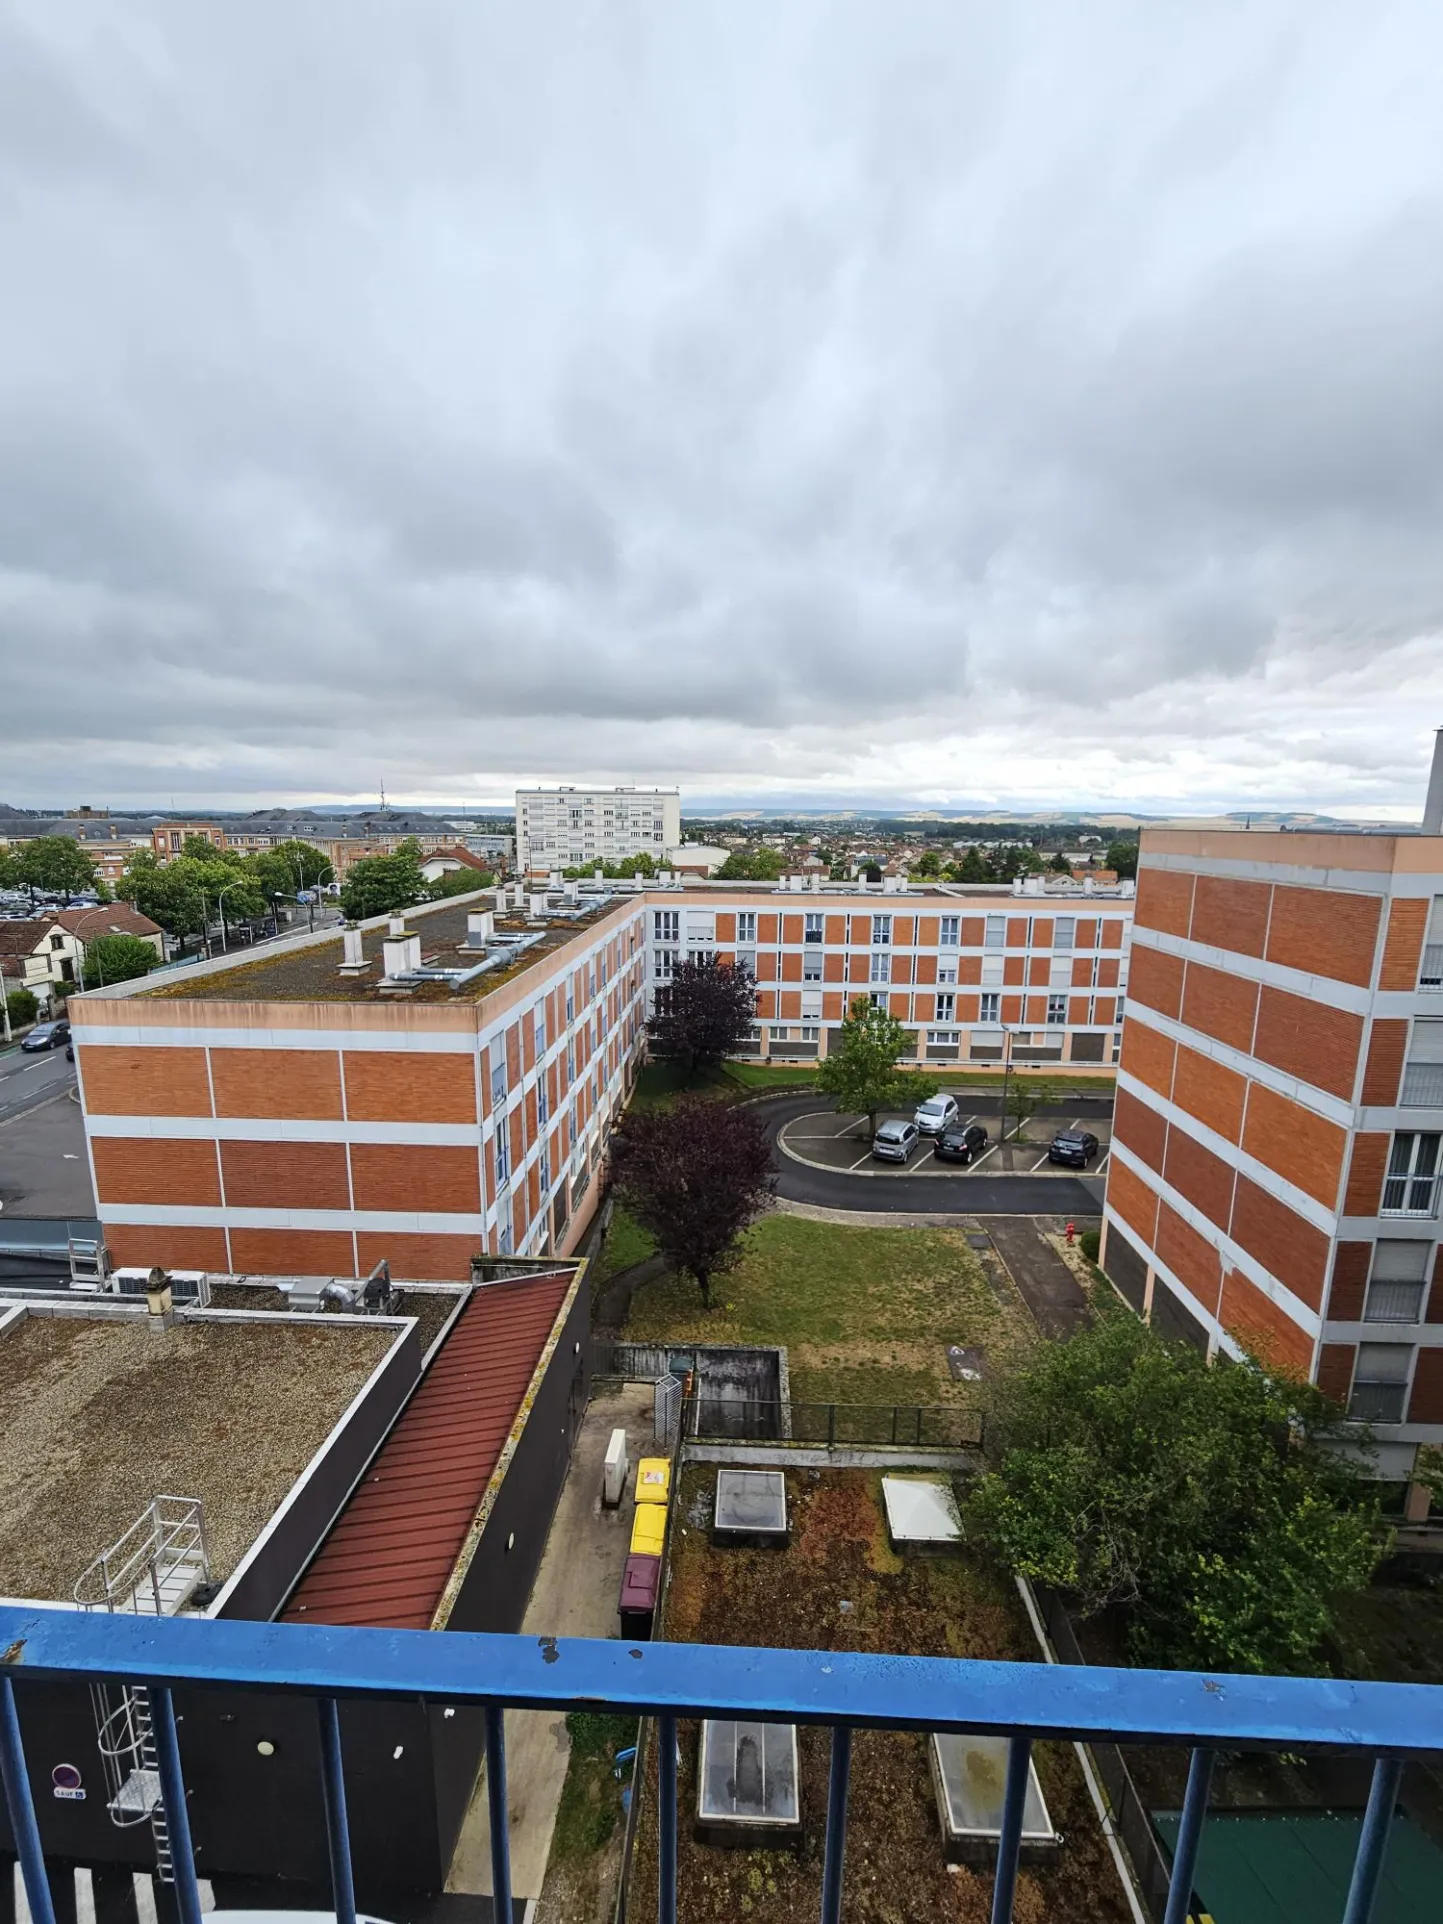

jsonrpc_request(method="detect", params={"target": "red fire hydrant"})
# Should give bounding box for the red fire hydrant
[1065,1221,1076,1245]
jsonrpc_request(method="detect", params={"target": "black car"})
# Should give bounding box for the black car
[1049,1129,1100,1167]
[20,1019,70,1053]
[934,1122,989,1164]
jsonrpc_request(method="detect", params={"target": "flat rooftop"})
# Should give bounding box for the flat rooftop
[0,1308,399,1603]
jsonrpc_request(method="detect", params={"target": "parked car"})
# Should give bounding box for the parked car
[914,1094,960,1136]
[934,1122,989,1164]
[21,1019,71,1053]
[1048,1128,1100,1167]
[871,1119,920,1163]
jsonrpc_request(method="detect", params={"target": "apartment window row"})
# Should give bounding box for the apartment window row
[1422,893,1443,988]
[1349,1343,1414,1424]
[1401,1020,1443,1107]
[1384,1132,1441,1216]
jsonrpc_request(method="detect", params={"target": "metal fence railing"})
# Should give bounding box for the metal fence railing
[1,1605,1437,1924]
[685,1398,985,1449]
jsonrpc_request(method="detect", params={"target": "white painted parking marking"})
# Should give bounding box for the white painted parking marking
[966,1144,1000,1171]
[1029,1152,1053,1172]
[1094,1152,1111,1175]
[848,1149,879,1172]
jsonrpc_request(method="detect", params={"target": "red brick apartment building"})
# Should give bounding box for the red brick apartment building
[70,876,1135,1284]
[1103,824,1443,1476]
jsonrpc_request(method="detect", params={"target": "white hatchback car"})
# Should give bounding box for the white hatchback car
[871,1119,920,1163]
[914,1094,960,1137]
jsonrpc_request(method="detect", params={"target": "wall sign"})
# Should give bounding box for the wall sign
[52,1763,85,1801]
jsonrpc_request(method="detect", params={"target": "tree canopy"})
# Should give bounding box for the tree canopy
[716,846,785,881]
[77,933,159,989]
[561,852,657,879]
[609,1096,775,1308]
[118,851,264,935]
[971,1306,1383,1674]
[1106,839,1139,879]
[13,837,99,903]
[426,865,496,899]
[816,996,934,1137]
[648,954,756,1074]
[338,839,426,920]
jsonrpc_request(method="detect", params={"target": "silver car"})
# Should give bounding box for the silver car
[914,1094,959,1137]
[871,1119,919,1163]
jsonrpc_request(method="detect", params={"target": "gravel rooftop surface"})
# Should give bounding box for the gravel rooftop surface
[205,1284,463,1357]
[142,898,614,1005]
[0,1312,398,1602]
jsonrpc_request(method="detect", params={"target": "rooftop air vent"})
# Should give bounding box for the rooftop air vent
[881,1476,962,1553]
[713,1469,788,1548]
[696,1721,800,1841]
[930,1733,1060,1862]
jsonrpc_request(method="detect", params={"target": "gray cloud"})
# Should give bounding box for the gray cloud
[1,0,1441,814]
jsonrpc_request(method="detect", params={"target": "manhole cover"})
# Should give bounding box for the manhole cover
[947,1345,986,1382]
[966,1234,991,1250]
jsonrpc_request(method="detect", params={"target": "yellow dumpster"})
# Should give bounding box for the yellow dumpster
[630,1503,666,1557]
[635,1458,671,1506]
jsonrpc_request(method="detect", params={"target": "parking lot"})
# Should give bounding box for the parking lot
[777,1106,1112,1180]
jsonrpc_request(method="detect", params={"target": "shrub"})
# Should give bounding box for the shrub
[1078,1227,1101,1265]
[5,987,39,1030]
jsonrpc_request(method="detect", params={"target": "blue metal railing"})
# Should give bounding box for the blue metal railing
[2,1605,1440,1924]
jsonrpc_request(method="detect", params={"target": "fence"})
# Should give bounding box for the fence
[686,1398,985,1449]
[1,1605,1436,1924]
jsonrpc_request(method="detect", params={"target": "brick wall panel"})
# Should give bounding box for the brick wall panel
[915,954,937,984]
[505,1024,522,1086]
[1135,867,1195,938]
[1180,961,1259,1054]
[822,992,846,1020]
[509,1106,524,1172]
[960,917,985,946]
[221,1140,350,1211]
[92,1137,221,1207]
[1120,1018,1176,1099]
[715,913,736,944]
[1093,997,1117,1025]
[1068,996,1090,1024]
[209,1048,342,1120]
[1156,1201,1223,1318]
[1189,876,1271,958]
[80,1045,213,1117]
[1106,1157,1159,1247]
[1253,986,1362,1100]
[1408,1349,1443,1424]
[1162,1130,1237,1231]
[1029,917,1053,947]
[341,1052,479,1125]
[824,953,846,982]
[1129,945,1185,1021]
[1100,919,1124,949]
[1220,1269,1313,1373]
[1360,1019,1408,1108]
[848,954,868,984]
[1316,1343,1356,1406]
[1003,956,1027,986]
[1229,1174,1330,1311]
[104,1225,229,1271]
[1328,1242,1372,1322]
[1071,958,1093,988]
[758,914,779,944]
[955,996,980,1023]
[1006,917,1029,948]
[1114,1087,1168,1174]
[916,916,939,946]
[1172,1045,1247,1142]
[1265,885,1381,987]
[511,1188,527,1250]
[1075,919,1098,949]
[781,915,803,945]
[1239,1082,1348,1209]
[1000,994,1024,1025]
[1379,898,1429,991]
[229,1229,357,1275]
[1028,957,1049,986]
[780,991,803,1019]
[1096,957,1120,988]
[825,914,847,944]
[1343,1134,1389,1217]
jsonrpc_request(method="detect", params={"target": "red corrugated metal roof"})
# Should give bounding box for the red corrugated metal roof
[282,1275,571,1630]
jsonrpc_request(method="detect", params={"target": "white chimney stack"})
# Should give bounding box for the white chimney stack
[388,915,406,937]
[342,926,365,967]
[466,911,494,948]
[1424,726,1443,834]
[382,930,422,977]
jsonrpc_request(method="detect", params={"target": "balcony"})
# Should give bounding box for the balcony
[2,1605,1439,1924]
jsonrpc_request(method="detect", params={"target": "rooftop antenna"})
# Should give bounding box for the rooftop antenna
[380,780,388,816]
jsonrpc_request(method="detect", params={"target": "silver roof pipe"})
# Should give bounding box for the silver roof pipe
[1424,726,1443,834]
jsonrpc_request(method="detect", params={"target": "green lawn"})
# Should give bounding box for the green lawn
[593,1204,656,1282]
[621,1213,1034,1407]
[631,1057,1115,1104]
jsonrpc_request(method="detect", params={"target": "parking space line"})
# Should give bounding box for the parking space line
[1029,1152,1052,1172]
[847,1150,878,1172]
[834,1116,864,1136]
[967,1145,1000,1171]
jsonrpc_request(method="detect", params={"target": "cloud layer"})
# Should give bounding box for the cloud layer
[2,0,1442,813]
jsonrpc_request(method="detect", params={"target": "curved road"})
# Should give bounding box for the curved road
[756,1091,1107,1218]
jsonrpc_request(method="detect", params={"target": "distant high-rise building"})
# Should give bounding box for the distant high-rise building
[516,785,680,873]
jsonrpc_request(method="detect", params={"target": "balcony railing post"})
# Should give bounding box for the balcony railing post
[1161,1746,1214,1924]
[484,1705,513,1924]
[316,1699,357,1924]
[148,1686,203,1924]
[0,1678,58,1924]
[658,1712,678,1924]
[820,1724,852,1924]
[1342,1756,1404,1924]
[989,1735,1032,1924]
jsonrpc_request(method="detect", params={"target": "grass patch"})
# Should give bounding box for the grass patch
[594,1205,657,1283]
[543,1710,637,1922]
[1330,1577,1443,1684]
[622,1213,1033,1407]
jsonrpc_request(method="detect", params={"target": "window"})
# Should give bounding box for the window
[938,915,960,947]
[537,1078,549,1126]
[800,1023,820,1042]
[737,911,757,944]
[936,992,955,1022]
[871,914,892,946]
[654,910,679,942]
[654,948,676,982]
[1054,916,1076,950]
[932,1030,959,1045]
[540,1143,552,1190]
[1046,994,1067,1026]
[984,914,1005,950]
[490,1054,507,1107]
[937,961,958,985]
[1115,996,1126,1026]
[1402,1020,1443,1105]
[868,992,887,1011]
[1365,1242,1431,1323]
[1383,1133,1441,1215]
[734,951,755,978]
[1349,1344,1412,1423]
[497,1222,514,1257]
[1421,896,1443,989]
[870,952,891,984]
[534,1008,547,1056]
[804,912,824,943]
[1048,955,1072,989]
[566,1043,576,1082]
[981,954,1005,987]
[769,1025,788,1041]
[565,985,574,1023]
[979,992,1000,1024]
[494,1127,511,1187]
[802,953,822,981]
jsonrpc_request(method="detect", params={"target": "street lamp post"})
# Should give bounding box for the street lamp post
[214,882,244,953]
[999,1024,1015,1144]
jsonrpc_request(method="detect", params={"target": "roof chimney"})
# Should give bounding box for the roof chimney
[466,910,494,948]
[382,929,422,977]
[341,926,365,967]
[1424,727,1443,834]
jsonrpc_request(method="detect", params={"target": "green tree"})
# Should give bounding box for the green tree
[16,837,99,903]
[182,833,235,864]
[119,852,205,936]
[4,986,39,1029]
[339,839,425,920]
[648,954,756,1075]
[247,838,332,901]
[949,848,989,884]
[912,849,943,878]
[0,848,21,892]
[1106,839,1139,880]
[427,865,495,899]
[971,1305,1383,1674]
[1002,1074,1052,1143]
[716,846,785,881]
[816,996,935,1139]
[78,934,159,989]
[1048,850,1072,875]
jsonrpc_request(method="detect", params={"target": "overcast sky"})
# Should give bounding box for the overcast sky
[3,2,1442,817]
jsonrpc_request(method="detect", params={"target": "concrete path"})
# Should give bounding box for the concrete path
[447,1382,659,1902]
[981,1216,1094,1341]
